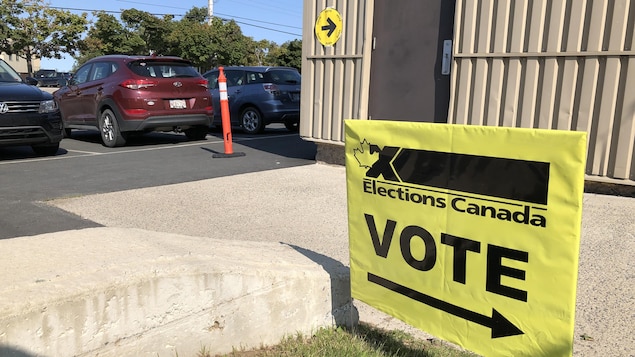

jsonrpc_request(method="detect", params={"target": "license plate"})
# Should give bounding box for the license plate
[169,99,187,109]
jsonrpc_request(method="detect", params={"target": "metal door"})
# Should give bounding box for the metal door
[368,0,455,123]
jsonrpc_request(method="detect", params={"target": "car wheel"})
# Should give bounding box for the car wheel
[99,109,127,147]
[31,143,59,156]
[184,126,208,141]
[64,128,72,138]
[240,107,264,134]
[284,120,299,132]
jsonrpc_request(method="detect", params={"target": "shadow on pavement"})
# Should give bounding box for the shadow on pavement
[65,130,191,147]
[0,345,37,357]
[230,132,317,160]
[0,146,69,161]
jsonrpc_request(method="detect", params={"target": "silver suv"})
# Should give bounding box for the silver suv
[202,66,301,134]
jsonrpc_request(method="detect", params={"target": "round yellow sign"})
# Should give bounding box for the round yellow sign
[315,8,343,47]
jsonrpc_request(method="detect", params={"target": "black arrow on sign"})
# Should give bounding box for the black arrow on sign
[368,273,524,338]
[321,17,336,37]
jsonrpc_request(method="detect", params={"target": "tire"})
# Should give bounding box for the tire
[184,126,208,141]
[240,107,264,134]
[284,120,299,132]
[64,128,72,138]
[99,109,126,147]
[31,143,59,156]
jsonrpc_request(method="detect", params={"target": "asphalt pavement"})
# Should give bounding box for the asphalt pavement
[0,128,316,239]
[39,163,635,357]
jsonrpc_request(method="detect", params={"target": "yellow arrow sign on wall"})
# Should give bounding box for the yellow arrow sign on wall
[315,7,342,47]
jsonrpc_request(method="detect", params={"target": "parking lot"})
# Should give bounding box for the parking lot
[0,126,316,239]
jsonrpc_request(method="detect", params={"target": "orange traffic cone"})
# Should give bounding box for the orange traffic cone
[213,66,245,158]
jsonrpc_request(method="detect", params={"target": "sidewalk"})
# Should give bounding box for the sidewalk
[3,163,634,356]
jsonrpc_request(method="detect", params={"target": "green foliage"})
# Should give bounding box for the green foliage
[270,39,302,71]
[251,39,279,66]
[167,18,216,70]
[182,7,208,24]
[1,2,302,73]
[78,12,132,58]
[120,9,175,55]
[0,0,23,50]
[0,0,88,74]
[208,18,252,68]
[79,8,303,72]
[217,324,479,357]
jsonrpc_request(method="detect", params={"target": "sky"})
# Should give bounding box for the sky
[40,0,303,71]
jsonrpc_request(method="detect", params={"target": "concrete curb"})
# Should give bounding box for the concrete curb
[0,227,355,356]
[4,164,633,356]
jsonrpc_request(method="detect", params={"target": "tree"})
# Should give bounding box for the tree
[209,17,251,67]
[165,8,217,70]
[120,9,174,56]
[0,0,88,75]
[76,11,143,66]
[76,6,302,73]
[0,1,21,50]
[251,39,278,66]
[181,6,208,24]
[170,15,253,70]
[272,39,302,71]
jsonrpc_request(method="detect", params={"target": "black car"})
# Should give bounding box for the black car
[0,59,63,156]
[33,69,70,87]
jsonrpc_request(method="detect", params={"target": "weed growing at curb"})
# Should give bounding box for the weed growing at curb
[203,323,479,357]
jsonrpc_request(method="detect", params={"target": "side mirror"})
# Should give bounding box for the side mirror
[25,77,39,86]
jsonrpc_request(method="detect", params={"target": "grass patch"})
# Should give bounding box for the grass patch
[207,323,479,357]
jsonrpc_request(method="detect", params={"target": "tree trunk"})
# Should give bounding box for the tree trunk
[26,55,33,76]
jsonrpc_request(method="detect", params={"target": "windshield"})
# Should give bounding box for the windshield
[0,60,24,82]
[35,70,56,77]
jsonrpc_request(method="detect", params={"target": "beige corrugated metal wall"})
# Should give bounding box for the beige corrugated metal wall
[300,0,373,144]
[450,0,635,184]
[302,0,634,184]
[0,53,39,74]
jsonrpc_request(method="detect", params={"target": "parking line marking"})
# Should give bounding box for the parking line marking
[67,149,103,155]
[0,134,295,166]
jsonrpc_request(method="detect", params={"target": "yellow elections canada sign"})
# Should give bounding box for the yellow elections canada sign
[345,120,587,357]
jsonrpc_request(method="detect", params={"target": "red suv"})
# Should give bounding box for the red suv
[54,55,213,147]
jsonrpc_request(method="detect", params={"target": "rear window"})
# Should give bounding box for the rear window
[263,70,301,85]
[129,61,200,78]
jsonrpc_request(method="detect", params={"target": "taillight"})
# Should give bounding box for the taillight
[120,79,158,90]
[263,83,279,95]
[197,79,209,89]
